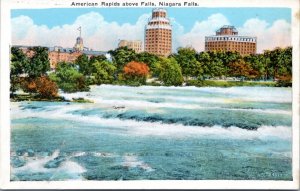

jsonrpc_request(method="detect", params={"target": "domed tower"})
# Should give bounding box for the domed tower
[145,8,172,57]
[74,27,84,52]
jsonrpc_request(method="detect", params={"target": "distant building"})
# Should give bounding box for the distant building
[145,8,172,57]
[73,36,84,52]
[118,40,143,53]
[205,25,257,55]
[48,47,83,69]
[14,31,107,70]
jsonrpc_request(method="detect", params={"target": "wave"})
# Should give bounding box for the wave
[39,93,292,117]
[121,154,154,172]
[60,85,292,104]
[12,105,291,140]
[11,150,86,181]
[88,85,292,103]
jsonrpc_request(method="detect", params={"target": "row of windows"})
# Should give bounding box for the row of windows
[206,42,255,45]
[146,38,171,41]
[206,44,255,48]
[149,21,169,25]
[206,47,255,51]
[146,44,171,47]
[206,37,256,42]
[146,35,171,39]
[146,29,171,32]
[206,47,255,52]
[146,32,171,35]
[153,12,166,18]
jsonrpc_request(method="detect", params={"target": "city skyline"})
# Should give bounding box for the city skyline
[12,8,291,53]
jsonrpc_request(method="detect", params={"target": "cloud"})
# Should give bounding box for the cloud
[12,12,291,53]
[176,14,291,53]
[176,13,230,51]
[237,18,291,53]
[12,12,150,51]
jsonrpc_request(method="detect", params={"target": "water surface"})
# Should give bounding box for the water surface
[11,85,292,180]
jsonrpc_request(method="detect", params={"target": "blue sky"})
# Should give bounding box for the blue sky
[12,8,291,32]
[11,8,291,53]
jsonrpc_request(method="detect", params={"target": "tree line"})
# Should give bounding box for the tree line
[10,46,292,98]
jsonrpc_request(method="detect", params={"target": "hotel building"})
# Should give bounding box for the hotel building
[205,25,257,55]
[15,33,106,70]
[118,40,143,53]
[145,8,172,57]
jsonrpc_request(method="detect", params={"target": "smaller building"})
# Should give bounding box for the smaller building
[48,47,82,69]
[118,40,143,53]
[205,25,257,55]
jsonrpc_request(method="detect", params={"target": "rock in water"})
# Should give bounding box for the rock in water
[27,149,35,157]
[44,156,66,168]
[11,157,26,168]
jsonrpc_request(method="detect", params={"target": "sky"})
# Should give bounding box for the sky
[11,8,291,53]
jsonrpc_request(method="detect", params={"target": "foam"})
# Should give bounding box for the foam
[121,154,154,172]
[88,85,292,103]
[60,85,292,105]
[22,107,291,141]
[12,150,86,180]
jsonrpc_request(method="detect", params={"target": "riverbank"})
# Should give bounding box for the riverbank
[10,94,93,103]
[186,80,278,87]
[10,80,288,102]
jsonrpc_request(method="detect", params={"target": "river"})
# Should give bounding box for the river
[10,85,292,180]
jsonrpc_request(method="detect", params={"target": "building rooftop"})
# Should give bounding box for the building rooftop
[216,25,238,32]
[152,8,167,13]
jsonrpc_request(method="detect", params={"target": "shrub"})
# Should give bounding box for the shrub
[22,76,58,98]
[123,61,149,85]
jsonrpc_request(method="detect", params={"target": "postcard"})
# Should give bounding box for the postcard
[0,0,299,189]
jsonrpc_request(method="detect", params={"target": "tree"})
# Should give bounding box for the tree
[26,47,50,78]
[49,62,89,93]
[90,55,107,64]
[228,59,254,80]
[123,61,149,85]
[108,47,136,71]
[157,57,183,86]
[92,60,116,84]
[22,76,58,98]
[10,47,29,95]
[174,47,201,80]
[135,52,159,76]
[75,54,90,76]
[197,51,224,79]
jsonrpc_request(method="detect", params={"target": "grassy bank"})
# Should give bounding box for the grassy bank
[186,80,277,87]
[10,94,93,103]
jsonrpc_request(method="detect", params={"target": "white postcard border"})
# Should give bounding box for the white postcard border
[1,0,299,189]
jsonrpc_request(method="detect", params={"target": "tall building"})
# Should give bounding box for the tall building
[205,25,257,55]
[145,8,172,57]
[118,40,143,53]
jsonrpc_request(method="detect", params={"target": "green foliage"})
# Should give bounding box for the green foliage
[187,80,276,87]
[135,52,159,76]
[108,46,136,71]
[26,47,50,78]
[50,62,90,93]
[157,57,183,86]
[10,47,29,94]
[75,54,90,76]
[90,55,107,63]
[173,47,202,80]
[92,60,116,85]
